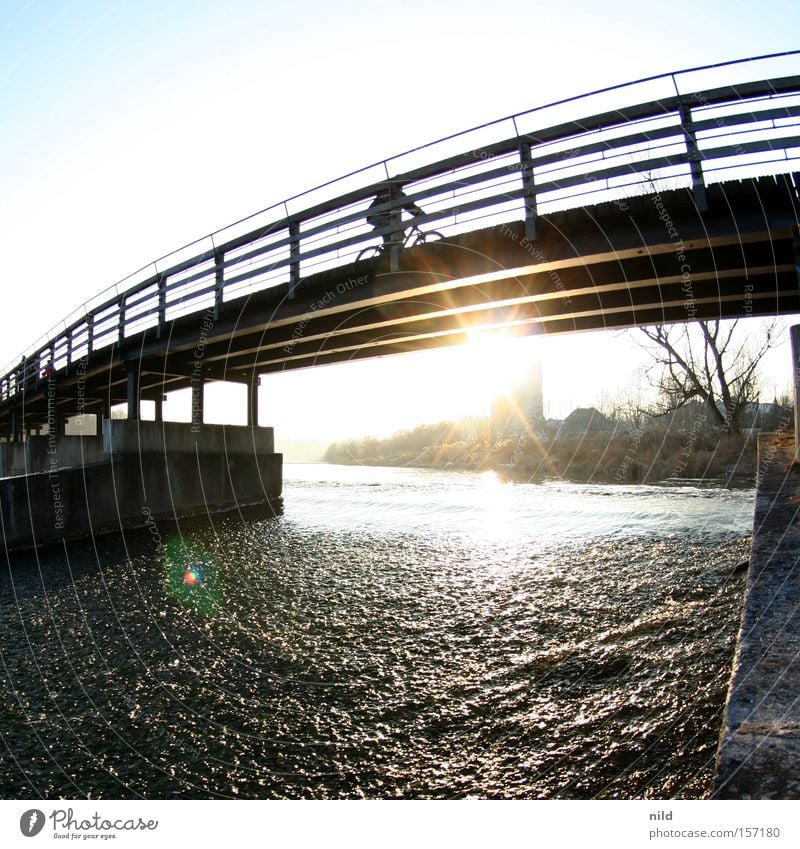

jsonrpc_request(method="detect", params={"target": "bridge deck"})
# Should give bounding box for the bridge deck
[1,175,797,432]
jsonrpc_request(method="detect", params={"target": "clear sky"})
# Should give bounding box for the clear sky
[1,0,798,441]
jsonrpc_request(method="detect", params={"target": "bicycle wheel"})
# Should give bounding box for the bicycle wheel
[408,230,444,247]
[356,244,383,262]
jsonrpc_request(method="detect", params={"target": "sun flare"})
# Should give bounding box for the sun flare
[461,329,527,402]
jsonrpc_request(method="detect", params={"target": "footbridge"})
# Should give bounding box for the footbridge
[0,52,798,435]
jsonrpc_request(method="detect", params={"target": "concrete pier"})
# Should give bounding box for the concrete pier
[0,434,106,476]
[713,432,800,798]
[0,420,282,550]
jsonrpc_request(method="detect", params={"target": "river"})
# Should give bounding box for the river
[0,464,752,799]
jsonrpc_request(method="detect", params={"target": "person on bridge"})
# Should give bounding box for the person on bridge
[366,183,424,247]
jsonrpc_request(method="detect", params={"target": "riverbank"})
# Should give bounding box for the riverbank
[714,433,800,799]
[325,423,759,486]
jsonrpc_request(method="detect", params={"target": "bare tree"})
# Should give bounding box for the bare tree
[595,373,652,428]
[638,319,782,435]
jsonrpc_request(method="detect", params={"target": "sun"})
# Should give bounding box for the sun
[461,329,522,401]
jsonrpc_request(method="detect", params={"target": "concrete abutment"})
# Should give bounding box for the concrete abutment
[713,433,800,798]
[0,420,282,550]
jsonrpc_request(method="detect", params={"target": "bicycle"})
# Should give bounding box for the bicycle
[356,224,444,262]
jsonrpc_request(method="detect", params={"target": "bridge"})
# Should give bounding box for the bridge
[0,52,798,436]
[2,52,800,801]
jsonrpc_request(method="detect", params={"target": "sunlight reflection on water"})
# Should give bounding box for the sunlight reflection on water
[0,464,753,799]
[283,464,754,542]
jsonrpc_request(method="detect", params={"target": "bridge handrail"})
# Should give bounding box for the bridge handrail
[2,50,799,403]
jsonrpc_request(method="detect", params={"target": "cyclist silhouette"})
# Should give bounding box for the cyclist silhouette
[366,184,424,246]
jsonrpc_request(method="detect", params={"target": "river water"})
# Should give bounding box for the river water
[0,464,752,799]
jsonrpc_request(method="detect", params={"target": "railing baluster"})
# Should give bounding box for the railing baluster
[520,140,537,242]
[157,273,167,337]
[678,101,709,212]
[389,184,401,273]
[289,220,300,298]
[118,296,126,343]
[214,253,224,318]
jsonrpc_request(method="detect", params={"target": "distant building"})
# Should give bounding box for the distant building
[739,400,791,432]
[559,406,616,434]
[664,399,791,434]
[491,363,544,437]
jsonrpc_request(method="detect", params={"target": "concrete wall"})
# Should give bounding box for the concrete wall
[103,420,275,456]
[2,436,107,477]
[0,421,282,550]
[0,442,26,477]
[25,435,106,473]
[713,433,800,798]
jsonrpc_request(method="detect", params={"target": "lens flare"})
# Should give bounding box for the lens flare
[164,537,221,615]
[183,568,201,585]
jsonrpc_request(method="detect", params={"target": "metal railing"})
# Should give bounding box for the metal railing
[2,50,799,402]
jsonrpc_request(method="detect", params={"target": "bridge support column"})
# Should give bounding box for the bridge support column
[10,406,21,443]
[191,376,204,429]
[247,377,259,427]
[154,395,164,423]
[126,365,140,421]
[46,382,60,436]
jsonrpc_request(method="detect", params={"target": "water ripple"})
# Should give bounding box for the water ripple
[0,465,752,798]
